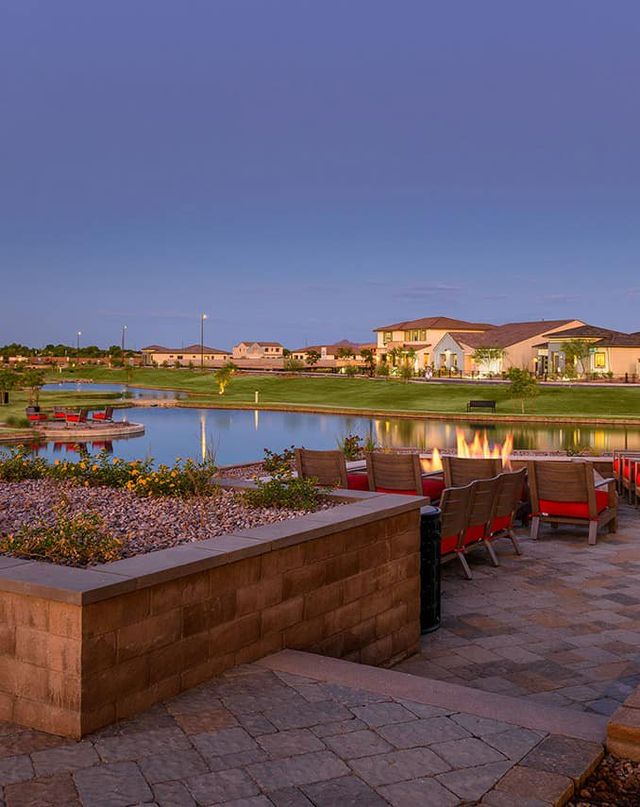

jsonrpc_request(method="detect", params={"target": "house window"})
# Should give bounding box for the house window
[594,352,606,369]
[383,332,392,344]
[419,330,427,341]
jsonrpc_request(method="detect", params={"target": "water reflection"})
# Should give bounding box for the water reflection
[42,382,187,400]
[8,406,640,467]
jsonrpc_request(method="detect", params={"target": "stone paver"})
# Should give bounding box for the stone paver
[0,654,608,805]
[396,502,640,715]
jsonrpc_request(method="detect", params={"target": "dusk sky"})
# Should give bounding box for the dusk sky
[1,1,639,350]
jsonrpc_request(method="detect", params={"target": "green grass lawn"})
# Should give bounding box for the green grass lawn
[41,366,640,420]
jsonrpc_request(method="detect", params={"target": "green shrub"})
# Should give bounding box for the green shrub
[0,446,48,481]
[262,446,295,474]
[337,433,362,460]
[5,415,31,429]
[0,496,122,566]
[245,474,322,511]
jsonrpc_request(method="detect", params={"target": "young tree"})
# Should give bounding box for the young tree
[215,362,237,395]
[305,349,321,367]
[18,369,45,406]
[283,357,305,372]
[360,348,376,377]
[561,339,592,379]
[0,369,17,404]
[507,367,538,414]
[472,347,505,375]
[337,346,355,360]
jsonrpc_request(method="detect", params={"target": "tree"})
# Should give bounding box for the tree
[399,364,414,382]
[0,369,17,404]
[507,367,538,414]
[215,362,237,395]
[305,349,321,367]
[17,369,45,406]
[344,364,359,377]
[360,348,376,377]
[283,357,305,372]
[472,347,505,375]
[561,339,592,379]
[337,346,355,360]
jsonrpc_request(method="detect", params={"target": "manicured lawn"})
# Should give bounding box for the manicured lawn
[45,366,640,419]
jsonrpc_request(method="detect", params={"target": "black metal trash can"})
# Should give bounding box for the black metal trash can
[419,505,441,634]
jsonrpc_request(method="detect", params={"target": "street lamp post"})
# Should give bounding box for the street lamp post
[200,314,207,370]
[76,331,82,356]
[121,324,127,353]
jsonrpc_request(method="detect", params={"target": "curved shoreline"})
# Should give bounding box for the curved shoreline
[34,421,145,440]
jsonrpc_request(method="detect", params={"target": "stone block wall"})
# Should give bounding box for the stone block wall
[0,493,424,737]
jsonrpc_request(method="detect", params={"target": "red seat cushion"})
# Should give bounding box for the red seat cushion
[421,477,445,501]
[538,490,609,519]
[441,534,459,555]
[491,514,512,534]
[346,472,369,491]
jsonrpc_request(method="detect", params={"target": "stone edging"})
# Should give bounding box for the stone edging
[607,686,640,760]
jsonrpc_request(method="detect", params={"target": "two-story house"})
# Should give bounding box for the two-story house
[231,342,285,360]
[374,316,494,371]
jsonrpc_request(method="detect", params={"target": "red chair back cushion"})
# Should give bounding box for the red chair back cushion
[346,472,369,491]
[422,477,445,501]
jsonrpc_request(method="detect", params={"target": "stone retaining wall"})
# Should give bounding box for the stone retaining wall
[0,491,424,738]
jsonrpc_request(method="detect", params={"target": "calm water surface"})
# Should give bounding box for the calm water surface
[12,403,640,466]
[42,382,187,400]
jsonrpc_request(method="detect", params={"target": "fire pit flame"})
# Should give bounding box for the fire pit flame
[420,429,513,472]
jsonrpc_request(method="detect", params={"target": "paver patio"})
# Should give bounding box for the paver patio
[395,501,640,717]
[0,658,605,805]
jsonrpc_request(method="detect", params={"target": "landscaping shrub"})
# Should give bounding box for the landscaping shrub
[245,474,322,511]
[337,433,362,460]
[0,446,48,481]
[0,496,122,566]
[262,445,295,474]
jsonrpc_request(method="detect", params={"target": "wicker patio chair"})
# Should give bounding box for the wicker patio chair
[294,447,368,490]
[528,460,617,546]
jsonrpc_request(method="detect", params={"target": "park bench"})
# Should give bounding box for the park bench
[466,400,497,413]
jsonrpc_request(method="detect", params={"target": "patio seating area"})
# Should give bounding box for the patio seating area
[395,500,640,718]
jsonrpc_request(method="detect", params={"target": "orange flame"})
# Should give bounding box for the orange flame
[421,429,513,472]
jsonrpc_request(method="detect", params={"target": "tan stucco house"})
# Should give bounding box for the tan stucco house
[291,339,375,368]
[141,344,230,367]
[374,316,494,371]
[232,342,284,360]
[431,319,585,375]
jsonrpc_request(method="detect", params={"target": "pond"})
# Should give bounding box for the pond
[10,405,640,467]
[42,382,187,400]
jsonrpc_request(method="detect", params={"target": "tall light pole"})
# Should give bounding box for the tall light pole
[121,324,127,353]
[200,313,207,370]
[76,331,82,356]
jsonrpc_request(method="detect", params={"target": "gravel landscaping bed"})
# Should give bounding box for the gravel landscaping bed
[0,479,336,561]
[571,754,640,806]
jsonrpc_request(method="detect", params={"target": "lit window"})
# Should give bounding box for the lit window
[594,353,606,368]
[383,331,392,344]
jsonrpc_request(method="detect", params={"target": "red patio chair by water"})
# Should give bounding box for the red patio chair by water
[25,406,48,422]
[462,475,502,573]
[528,460,617,546]
[91,406,114,422]
[487,468,527,556]
[52,407,67,420]
[65,409,88,425]
[365,451,436,501]
[294,447,369,491]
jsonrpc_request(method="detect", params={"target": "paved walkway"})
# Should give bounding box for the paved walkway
[0,654,604,806]
[395,501,640,717]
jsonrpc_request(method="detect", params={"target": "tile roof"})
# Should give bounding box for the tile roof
[446,320,580,349]
[593,334,640,347]
[374,316,494,332]
[543,324,624,340]
[292,339,372,354]
[237,341,283,347]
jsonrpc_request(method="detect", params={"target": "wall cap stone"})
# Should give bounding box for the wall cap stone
[0,490,427,605]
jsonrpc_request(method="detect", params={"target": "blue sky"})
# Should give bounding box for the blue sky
[1,0,639,349]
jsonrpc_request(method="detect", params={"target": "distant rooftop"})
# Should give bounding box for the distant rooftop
[141,344,230,354]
